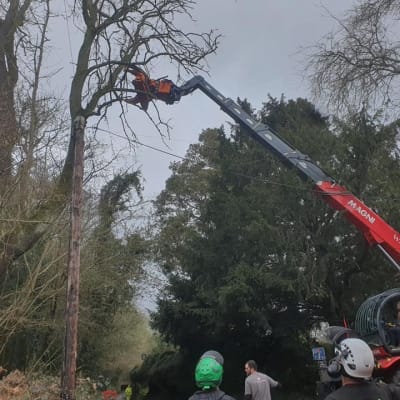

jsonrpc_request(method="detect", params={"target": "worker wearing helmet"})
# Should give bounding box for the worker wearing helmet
[325,338,396,400]
[188,350,236,400]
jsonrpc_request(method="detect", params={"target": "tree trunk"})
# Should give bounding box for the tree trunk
[0,83,17,191]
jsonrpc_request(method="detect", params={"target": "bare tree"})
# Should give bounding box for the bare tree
[0,0,220,275]
[0,0,34,189]
[307,0,400,112]
[0,0,65,274]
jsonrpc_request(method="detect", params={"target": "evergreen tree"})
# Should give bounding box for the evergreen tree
[150,97,400,397]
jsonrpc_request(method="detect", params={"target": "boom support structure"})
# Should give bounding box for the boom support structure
[126,70,400,270]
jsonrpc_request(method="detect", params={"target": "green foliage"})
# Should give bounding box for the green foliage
[94,307,156,385]
[150,97,400,397]
[130,348,186,400]
[78,172,150,376]
[0,171,152,380]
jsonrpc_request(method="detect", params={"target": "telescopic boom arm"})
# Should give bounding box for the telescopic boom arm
[126,70,400,270]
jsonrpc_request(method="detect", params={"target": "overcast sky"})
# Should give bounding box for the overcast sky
[124,0,355,201]
[50,0,355,201]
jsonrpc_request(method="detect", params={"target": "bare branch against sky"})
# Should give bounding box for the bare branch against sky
[49,0,352,200]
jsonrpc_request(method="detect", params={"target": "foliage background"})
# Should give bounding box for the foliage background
[132,96,400,399]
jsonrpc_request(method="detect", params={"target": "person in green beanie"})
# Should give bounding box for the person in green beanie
[189,350,236,400]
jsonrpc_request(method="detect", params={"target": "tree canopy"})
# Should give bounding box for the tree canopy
[0,0,220,275]
[148,96,400,397]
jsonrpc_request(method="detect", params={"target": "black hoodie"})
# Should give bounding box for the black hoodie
[189,389,236,400]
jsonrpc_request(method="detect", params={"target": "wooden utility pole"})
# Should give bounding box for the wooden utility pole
[61,116,85,400]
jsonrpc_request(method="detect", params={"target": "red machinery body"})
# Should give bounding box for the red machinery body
[315,181,400,266]
[373,346,400,381]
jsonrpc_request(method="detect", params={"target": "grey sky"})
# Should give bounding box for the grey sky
[126,0,353,200]
[49,0,354,201]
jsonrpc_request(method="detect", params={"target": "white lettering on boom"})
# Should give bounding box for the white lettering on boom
[347,200,376,224]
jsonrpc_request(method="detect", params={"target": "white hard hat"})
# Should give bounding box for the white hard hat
[338,338,375,379]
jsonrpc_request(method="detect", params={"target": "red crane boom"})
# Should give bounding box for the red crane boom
[125,68,400,270]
